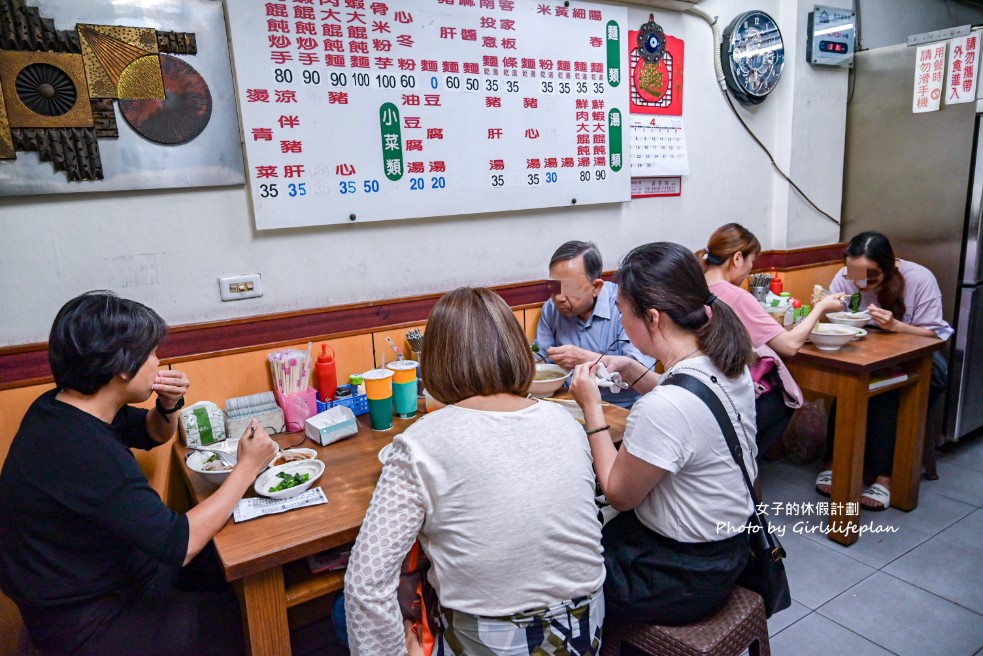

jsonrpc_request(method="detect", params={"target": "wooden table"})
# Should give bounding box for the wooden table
[783,330,943,546]
[175,399,628,656]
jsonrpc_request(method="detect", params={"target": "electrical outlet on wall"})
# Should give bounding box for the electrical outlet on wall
[219,274,263,301]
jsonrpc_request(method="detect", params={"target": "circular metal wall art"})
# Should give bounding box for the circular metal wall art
[118,54,211,145]
[15,63,78,116]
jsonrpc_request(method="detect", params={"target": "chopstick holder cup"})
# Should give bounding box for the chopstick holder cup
[274,387,318,432]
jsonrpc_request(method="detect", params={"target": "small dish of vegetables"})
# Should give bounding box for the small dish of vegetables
[253,459,325,500]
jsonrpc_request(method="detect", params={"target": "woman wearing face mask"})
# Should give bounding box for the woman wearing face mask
[568,242,758,625]
[699,223,847,455]
[816,231,952,510]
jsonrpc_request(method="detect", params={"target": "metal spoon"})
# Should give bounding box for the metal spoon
[196,448,237,467]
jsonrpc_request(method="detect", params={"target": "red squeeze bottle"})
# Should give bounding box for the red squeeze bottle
[769,270,784,295]
[315,343,337,403]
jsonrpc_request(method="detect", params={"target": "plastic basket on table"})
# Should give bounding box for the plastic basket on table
[316,385,369,417]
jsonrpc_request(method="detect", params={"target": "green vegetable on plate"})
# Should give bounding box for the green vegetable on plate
[268,471,310,493]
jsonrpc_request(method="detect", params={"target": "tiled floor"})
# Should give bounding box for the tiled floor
[294,434,983,655]
[761,432,983,656]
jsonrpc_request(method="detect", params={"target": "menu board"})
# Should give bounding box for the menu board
[225,0,630,228]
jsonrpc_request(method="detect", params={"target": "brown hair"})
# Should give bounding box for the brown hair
[618,242,753,378]
[696,223,762,271]
[845,231,905,320]
[421,287,534,404]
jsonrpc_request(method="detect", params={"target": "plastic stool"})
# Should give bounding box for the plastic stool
[600,587,771,656]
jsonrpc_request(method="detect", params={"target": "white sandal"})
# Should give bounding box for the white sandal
[861,483,890,511]
[814,470,832,498]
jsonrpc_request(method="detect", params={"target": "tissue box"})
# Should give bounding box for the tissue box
[305,405,358,447]
[180,401,227,448]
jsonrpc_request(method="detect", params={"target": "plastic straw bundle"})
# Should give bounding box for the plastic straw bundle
[268,348,312,395]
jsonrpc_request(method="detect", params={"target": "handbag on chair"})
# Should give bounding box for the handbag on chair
[663,373,792,619]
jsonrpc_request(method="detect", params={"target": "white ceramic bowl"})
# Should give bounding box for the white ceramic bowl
[810,324,858,351]
[269,447,318,469]
[826,311,872,328]
[254,459,325,499]
[529,363,570,398]
[186,449,235,483]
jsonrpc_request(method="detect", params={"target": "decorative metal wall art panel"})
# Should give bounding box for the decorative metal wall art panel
[0,83,15,158]
[78,24,162,99]
[0,50,94,128]
[0,0,244,196]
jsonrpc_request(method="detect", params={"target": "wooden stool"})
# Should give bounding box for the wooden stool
[600,587,771,656]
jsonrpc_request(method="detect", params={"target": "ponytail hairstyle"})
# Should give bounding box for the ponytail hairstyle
[618,242,753,379]
[845,231,905,321]
[696,223,762,271]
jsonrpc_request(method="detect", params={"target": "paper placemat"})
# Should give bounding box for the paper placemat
[233,487,328,522]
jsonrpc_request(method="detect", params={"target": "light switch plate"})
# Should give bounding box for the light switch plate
[219,273,263,301]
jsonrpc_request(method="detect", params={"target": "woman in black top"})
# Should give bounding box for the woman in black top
[0,291,278,656]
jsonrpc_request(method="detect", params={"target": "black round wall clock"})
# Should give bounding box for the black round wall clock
[721,10,785,105]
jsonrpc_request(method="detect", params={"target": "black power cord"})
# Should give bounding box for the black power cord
[720,89,842,225]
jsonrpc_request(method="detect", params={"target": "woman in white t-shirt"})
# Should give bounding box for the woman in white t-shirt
[570,242,758,625]
[345,287,605,656]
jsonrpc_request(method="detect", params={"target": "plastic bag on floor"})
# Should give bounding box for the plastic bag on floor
[782,398,828,464]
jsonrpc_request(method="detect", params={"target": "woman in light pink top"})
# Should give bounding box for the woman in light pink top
[698,224,846,455]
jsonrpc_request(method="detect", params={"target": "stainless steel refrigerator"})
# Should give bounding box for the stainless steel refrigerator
[842,40,983,442]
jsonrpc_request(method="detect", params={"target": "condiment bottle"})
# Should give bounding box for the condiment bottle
[315,343,337,402]
[770,270,784,295]
[349,374,365,397]
[780,293,794,326]
[791,299,803,325]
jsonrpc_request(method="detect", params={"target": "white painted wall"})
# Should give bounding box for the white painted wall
[0,0,848,346]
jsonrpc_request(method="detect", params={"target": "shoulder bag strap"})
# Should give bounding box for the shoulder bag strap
[662,373,784,559]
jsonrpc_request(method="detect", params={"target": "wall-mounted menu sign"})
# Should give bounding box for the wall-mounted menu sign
[225,0,629,228]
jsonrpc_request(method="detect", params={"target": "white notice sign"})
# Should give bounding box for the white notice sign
[225,0,630,229]
[945,33,981,105]
[913,42,946,113]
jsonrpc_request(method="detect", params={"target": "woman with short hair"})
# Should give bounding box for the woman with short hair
[569,242,758,625]
[0,291,278,656]
[345,287,605,655]
[698,223,846,454]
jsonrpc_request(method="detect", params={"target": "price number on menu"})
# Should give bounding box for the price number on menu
[258,182,308,198]
[272,68,324,86]
[338,179,384,194]
[407,176,448,191]
[322,72,417,89]
[489,173,528,187]
[489,172,559,188]
[433,75,482,93]
[578,170,607,182]
[525,172,560,186]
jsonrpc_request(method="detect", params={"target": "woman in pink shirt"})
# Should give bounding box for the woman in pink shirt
[819,231,951,510]
[698,224,846,455]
